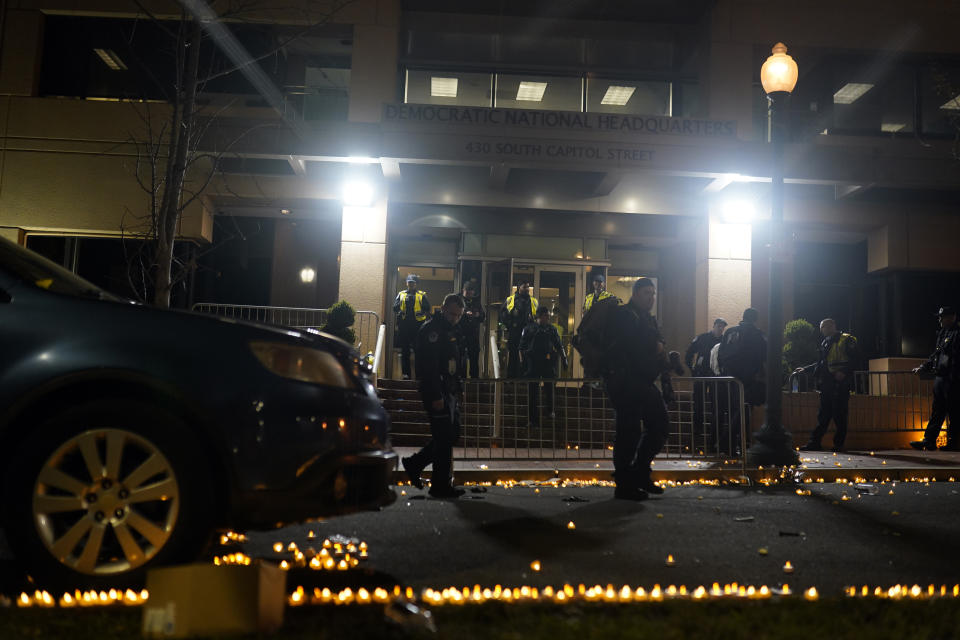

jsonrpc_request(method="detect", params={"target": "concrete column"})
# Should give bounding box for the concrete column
[338,196,387,319]
[867,219,909,272]
[347,0,400,123]
[704,1,755,140]
[695,218,752,332]
[0,9,44,96]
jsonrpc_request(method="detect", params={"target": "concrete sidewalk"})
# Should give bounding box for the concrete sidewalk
[390,446,960,484]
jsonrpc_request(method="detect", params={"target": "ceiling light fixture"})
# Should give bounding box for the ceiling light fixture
[939,94,960,111]
[880,123,906,132]
[516,81,547,102]
[93,48,127,71]
[431,77,458,98]
[833,83,873,104]
[601,85,636,106]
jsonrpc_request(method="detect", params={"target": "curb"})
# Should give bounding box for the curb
[391,466,960,485]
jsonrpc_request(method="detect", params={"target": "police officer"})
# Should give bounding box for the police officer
[583,273,617,313]
[603,277,671,500]
[910,306,960,451]
[500,281,538,378]
[401,293,466,498]
[521,306,569,427]
[685,318,727,448]
[393,275,430,380]
[459,280,485,379]
[717,308,767,454]
[797,319,859,453]
[686,319,728,376]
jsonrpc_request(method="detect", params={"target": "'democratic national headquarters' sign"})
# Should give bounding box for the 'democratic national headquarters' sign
[383,104,736,138]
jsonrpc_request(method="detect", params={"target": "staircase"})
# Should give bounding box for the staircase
[377,379,430,446]
[377,378,619,450]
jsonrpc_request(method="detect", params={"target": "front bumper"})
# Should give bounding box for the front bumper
[232,450,398,527]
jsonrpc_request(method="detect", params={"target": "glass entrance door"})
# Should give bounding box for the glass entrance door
[533,265,584,378]
[484,259,512,377]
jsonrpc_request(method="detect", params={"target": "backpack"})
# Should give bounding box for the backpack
[717,326,746,377]
[572,296,619,376]
[718,325,760,379]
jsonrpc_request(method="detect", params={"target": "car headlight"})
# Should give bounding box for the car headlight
[249,342,357,389]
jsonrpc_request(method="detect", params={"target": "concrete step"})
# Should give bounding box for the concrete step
[377,378,419,390]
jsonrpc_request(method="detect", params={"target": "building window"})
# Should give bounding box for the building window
[586,77,670,116]
[286,27,353,122]
[494,73,582,111]
[829,63,915,135]
[403,68,685,116]
[404,69,492,107]
[303,67,351,121]
[779,52,960,140]
[920,66,960,136]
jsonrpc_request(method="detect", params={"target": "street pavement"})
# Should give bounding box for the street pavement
[245,471,960,597]
[2,449,958,599]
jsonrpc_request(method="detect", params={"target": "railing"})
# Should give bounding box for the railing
[488,332,501,379]
[372,324,387,383]
[851,370,935,432]
[190,303,381,359]
[457,377,746,470]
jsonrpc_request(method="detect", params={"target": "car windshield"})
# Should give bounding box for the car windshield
[0,236,124,301]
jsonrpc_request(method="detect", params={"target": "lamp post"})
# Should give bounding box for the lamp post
[746,43,800,467]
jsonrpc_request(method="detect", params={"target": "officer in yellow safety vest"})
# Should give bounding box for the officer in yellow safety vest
[583,273,618,313]
[500,281,538,378]
[393,274,431,380]
[796,318,859,452]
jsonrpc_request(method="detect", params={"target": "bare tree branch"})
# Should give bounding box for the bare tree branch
[199,0,357,83]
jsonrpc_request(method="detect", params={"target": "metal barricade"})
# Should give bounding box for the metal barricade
[852,370,935,433]
[668,377,748,471]
[457,376,747,466]
[191,303,381,354]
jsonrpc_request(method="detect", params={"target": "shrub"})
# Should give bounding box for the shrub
[321,299,357,345]
[782,318,819,385]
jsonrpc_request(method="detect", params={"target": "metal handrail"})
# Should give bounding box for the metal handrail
[191,303,381,351]
[489,331,501,379]
[372,323,386,383]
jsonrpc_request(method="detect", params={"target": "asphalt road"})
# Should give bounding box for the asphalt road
[245,480,960,595]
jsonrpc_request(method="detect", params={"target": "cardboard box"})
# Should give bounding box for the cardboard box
[143,562,286,638]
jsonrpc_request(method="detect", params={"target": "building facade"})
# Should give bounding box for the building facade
[1,0,959,376]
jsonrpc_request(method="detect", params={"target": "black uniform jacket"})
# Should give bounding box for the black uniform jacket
[685,332,720,377]
[520,321,567,375]
[604,303,665,386]
[921,326,960,380]
[415,310,463,402]
[460,296,486,342]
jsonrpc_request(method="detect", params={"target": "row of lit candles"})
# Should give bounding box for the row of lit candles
[13,588,148,608]
[286,582,960,607]
[11,582,960,609]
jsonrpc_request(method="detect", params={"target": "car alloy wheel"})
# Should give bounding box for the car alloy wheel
[32,428,180,576]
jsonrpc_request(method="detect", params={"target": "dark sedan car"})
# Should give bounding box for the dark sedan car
[0,236,395,587]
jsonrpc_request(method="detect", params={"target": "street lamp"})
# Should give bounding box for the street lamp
[746,43,800,467]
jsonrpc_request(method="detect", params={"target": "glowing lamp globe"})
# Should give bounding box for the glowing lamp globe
[760,43,798,94]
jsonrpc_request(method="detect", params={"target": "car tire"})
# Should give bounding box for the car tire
[2,398,215,589]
